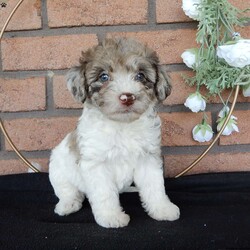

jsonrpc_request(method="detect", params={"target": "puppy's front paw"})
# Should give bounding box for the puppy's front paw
[55,200,82,216]
[149,202,180,222]
[95,211,130,228]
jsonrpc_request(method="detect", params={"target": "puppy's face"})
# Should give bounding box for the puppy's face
[67,38,171,122]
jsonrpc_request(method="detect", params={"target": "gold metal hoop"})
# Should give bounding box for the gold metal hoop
[175,85,239,178]
[0,0,239,176]
[0,0,39,172]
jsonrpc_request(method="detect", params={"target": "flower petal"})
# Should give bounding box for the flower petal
[192,123,213,142]
[243,84,250,97]
[218,106,230,118]
[217,39,250,68]
[182,0,201,20]
[181,51,196,69]
[184,93,206,113]
[231,123,239,133]
[221,126,233,136]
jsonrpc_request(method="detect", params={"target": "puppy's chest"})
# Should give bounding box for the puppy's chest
[103,127,145,155]
[78,117,161,161]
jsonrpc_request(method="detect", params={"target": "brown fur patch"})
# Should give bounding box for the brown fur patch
[67,130,80,163]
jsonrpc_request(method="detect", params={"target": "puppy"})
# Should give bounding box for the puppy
[49,37,180,228]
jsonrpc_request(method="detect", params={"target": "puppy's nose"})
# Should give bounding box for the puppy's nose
[119,93,136,106]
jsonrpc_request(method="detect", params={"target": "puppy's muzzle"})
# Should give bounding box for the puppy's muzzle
[119,93,136,106]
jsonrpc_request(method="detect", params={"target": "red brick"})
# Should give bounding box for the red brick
[164,152,250,177]
[164,71,195,106]
[237,26,250,39]
[156,0,191,24]
[210,89,250,104]
[0,158,49,175]
[107,29,197,64]
[164,71,250,106]
[156,0,250,24]
[160,112,212,146]
[237,89,250,103]
[0,0,249,179]
[47,0,148,27]
[1,34,98,71]
[4,117,78,151]
[219,110,250,146]
[0,0,41,31]
[0,77,46,112]
[53,75,83,109]
[229,0,250,18]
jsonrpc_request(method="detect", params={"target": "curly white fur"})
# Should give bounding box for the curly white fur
[49,38,180,228]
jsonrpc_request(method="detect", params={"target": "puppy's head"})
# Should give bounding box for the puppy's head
[67,37,171,122]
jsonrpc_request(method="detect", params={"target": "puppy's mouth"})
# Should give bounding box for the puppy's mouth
[94,91,151,122]
[111,106,140,115]
[103,101,145,122]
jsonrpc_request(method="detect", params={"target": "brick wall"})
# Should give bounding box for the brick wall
[0,0,249,177]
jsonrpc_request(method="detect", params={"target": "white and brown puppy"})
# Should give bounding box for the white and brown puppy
[49,37,180,228]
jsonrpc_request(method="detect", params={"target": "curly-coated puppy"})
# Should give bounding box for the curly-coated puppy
[49,37,180,228]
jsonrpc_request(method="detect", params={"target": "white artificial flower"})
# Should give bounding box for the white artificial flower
[184,92,206,112]
[218,106,230,118]
[182,0,201,20]
[243,83,250,97]
[192,121,213,142]
[217,106,239,136]
[218,106,238,120]
[181,50,196,69]
[217,119,239,135]
[217,39,250,68]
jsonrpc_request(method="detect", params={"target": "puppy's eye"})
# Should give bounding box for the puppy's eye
[99,73,110,82]
[135,72,146,82]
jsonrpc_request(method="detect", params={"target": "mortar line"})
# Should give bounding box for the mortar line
[0,149,51,160]
[45,72,55,113]
[41,0,49,30]
[148,0,157,25]
[1,22,198,39]
[162,144,250,155]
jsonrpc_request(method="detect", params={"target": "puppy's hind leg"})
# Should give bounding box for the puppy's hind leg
[50,176,85,216]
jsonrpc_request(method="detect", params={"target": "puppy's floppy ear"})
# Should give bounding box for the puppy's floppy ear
[155,65,172,101]
[66,66,87,103]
